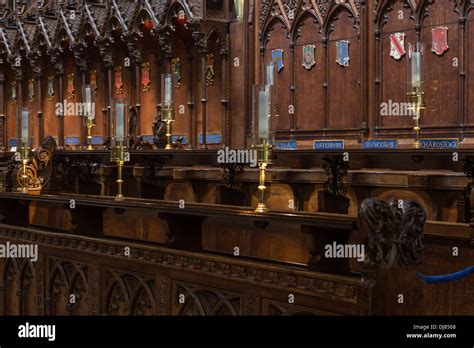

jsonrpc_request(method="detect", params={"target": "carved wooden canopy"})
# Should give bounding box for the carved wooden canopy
[0,0,228,74]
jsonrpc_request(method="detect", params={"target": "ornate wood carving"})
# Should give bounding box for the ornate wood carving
[103,268,156,315]
[46,257,91,315]
[1,136,57,191]
[173,281,242,315]
[0,226,359,304]
[359,198,425,269]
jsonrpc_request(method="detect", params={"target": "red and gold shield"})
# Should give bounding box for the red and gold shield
[114,66,123,96]
[141,62,151,92]
[431,26,449,56]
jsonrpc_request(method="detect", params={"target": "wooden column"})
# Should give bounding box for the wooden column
[57,72,64,148]
[80,69,86,147]
[134,62,141,136]
[155,52,162,115]
[220,42,230,146]
[186,48,195,149]
[0,72,5,151]
[15,69,23,144]
[193,32,208,150]
[36,71,44,143]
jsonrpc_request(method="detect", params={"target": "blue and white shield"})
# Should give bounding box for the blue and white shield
[272,49,284,72]
[336,40,350,67]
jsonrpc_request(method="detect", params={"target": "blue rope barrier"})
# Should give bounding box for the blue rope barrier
[417,266,474,284]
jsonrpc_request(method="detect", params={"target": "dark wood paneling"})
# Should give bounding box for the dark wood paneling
[294,14,325,132]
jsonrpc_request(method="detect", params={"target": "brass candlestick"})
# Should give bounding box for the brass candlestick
[254,139,273,213]
[111,143,125,201]
[86,117,95,150]
[407,87,425,149]
[163,105,175,150]
[18,145,30,194]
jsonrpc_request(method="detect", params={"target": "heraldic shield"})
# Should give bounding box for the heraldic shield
[272,49,284,72]
[302,45,315,70]
[336,40,349,67]
[431,26,449,56]
[389,32,406,60]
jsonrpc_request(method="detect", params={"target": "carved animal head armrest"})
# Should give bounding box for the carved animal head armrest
[358,198,425,269]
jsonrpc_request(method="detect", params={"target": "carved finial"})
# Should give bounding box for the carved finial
[359,198,425,269]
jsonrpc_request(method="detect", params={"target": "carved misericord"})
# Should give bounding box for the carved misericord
[358,198,425,269]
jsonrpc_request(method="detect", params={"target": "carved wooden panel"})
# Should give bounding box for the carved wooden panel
[2,258,38,315]
[294,14,325,132]
[46,257,91,315]
[172,280,242,315]
[261,298,340,315]
[103,267,156,315]
[375,0,469,138]
[260,0,364,139]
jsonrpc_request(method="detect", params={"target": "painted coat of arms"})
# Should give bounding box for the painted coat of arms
[205,53,215,86]
[389,32,406,60]
[89,70,98,96]
[114,66,123,96]
[11,81,16,103]
[67,73,75,100]
[28,79,35,102]
[431,27,449,56]
[47,76,55,100]
[302,44,316,70]
[272,49,284,72]
[141,62,151,92]
[171,58,181,88]
[336,40,350,67]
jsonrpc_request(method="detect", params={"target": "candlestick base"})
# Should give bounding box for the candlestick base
[115,193,125,201]
[255,202,268,213]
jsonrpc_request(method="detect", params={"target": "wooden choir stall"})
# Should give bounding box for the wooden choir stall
[0,0,471,316]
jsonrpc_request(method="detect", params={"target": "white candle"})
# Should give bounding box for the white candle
[165,76,172,104]
[266,62,274,86]
[21,111,29,143]
[411,52,421,88]
[116,103,124,142]
[258,87,270,139]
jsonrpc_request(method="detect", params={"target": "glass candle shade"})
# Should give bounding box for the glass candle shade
[161,73,175,122]
[252,85,276,144]
[113,99,128,145]
[18,108,31,147]
[407,42,425,91]
[83,84,95,123]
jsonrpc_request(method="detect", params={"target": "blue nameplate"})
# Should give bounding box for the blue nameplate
[274,140,297,150]
[91,136,103,145]
[65,137,80,146]
[199,133,222,144]
[314,140,344,151]
[172,135,187,145]
[8,138,18,147]
[140,135,154,144]
[420,139,459,149]
[363,140,398,149]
